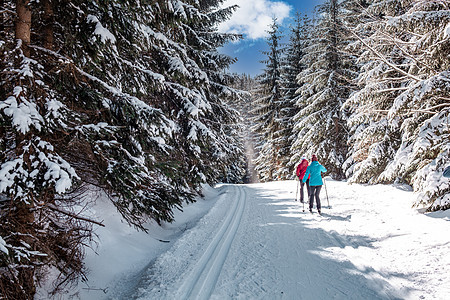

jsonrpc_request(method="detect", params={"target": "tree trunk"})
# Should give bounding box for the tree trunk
[0,0,4,36]
[11,2,36,290]
[42,0,53,50]
[15,0,31,56]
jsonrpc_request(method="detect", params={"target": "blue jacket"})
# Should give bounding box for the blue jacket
[303,161,327,186]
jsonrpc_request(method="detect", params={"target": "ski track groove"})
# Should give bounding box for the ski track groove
[176,185,246,300]
[211,187,274,298]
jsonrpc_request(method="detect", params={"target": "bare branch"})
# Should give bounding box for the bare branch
[376,29,437,75]
[0,8,17,14]
[46,204,105,227]
[422,102,450,111]
[377,87,408,93]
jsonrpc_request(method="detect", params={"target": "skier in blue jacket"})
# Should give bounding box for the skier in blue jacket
[302,154,327,214]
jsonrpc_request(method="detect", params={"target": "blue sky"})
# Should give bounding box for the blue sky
[218,0,325,76]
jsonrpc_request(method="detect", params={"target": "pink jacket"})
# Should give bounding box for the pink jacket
[296,159,310,180]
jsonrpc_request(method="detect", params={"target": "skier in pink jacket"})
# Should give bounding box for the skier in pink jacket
[296,158,310,203]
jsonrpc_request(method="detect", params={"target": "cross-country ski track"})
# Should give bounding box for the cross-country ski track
[176,185,246,300]
[84,180,450,300]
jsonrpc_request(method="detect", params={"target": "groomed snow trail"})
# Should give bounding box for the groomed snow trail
[175,185,246,300]
[114,180,449,300]
[128,185,247,299]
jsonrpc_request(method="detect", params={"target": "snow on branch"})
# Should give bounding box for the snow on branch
[0,8,16,15]
[375,29,437,74]
[0,138,79,198]
[0,236,9,255]
[1,90,43,134]
[86,14,117,44]
[345,27,422,82]
[29,45,166,130]
[116,57,165,83]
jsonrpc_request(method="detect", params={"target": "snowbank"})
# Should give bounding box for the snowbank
[35,185,220,299]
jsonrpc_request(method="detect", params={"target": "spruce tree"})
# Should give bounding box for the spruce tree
[284,13,311,170]
[228,74,259,183]
[0,0,243,297]
[251,19,284,181]
[342,0,404,184]
[276,13,308,179]
[292,0,355,179]
[1,0,92,297]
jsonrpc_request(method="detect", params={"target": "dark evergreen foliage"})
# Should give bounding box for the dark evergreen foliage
[0,0,244,297]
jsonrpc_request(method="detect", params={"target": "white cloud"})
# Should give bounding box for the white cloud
[218,0,292,40]
[234,42,256,54]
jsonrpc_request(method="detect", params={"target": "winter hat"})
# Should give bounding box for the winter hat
[311,154,318,161]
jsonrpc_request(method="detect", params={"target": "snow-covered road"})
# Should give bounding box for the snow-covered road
[100,179,450,300]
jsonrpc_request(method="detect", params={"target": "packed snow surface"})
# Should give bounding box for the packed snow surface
[38,179,450,299]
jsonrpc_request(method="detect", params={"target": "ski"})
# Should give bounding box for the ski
[316,213,331,221]
[307,210,330,221]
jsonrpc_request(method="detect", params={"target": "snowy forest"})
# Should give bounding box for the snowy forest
[249,0,449,209]
[0,0,449,299]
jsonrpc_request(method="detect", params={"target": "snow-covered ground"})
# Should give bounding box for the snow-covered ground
[36,179,450,299]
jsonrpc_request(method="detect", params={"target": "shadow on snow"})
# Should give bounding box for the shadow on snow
[248,183,416,300]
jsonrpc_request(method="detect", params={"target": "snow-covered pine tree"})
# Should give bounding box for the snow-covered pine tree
[283,13,310,172]
[337,0,371,183]
[343,0,450,210]
[252,19,284,181]
[1,0,243,297]
[342,0,405,184]
[0,0,96,297]
[168,0,246,187]
[274,13,307,179]
[292,0,355,179]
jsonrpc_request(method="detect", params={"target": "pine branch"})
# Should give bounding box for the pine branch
[420,102,450,112]
[345,28,422,82]
[372,104,450,116]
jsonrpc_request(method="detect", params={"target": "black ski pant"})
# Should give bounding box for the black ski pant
[300,178,310,203]
[309,185,322,211]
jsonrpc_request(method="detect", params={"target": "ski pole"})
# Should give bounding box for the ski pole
[302,184,305,212]
[295,178,299,201]
[324,177,330,208]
